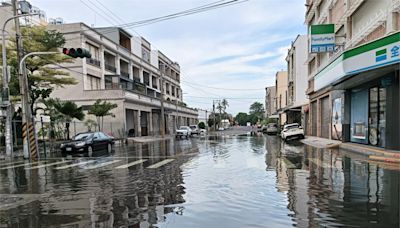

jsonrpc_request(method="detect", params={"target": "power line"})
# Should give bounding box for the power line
[182,80,265,91]
[185,95,263,99]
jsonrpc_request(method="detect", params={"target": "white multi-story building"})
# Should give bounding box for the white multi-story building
[284,35,309,125]
[48,23,198,137]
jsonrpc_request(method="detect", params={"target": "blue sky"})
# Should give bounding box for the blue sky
[32,0,306,115]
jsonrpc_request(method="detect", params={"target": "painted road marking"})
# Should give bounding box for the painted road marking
[55,160,96,170]
[115,159,147,169]
[0,162,40,170]
[147,159,174,169]
[0,160,24,167]
[26,160,71,170]
[83,160,121,170]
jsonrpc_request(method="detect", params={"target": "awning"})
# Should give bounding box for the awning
[268,114,279,119]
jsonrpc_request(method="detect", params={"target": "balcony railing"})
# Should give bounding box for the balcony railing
[105,75,146,95]
[86,58,100,67]
[105,63,116,73]
[120,70,130,78]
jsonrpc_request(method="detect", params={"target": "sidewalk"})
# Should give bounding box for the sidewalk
[301,136,400,164]
[301,136,341,149]
[127,135,174,143]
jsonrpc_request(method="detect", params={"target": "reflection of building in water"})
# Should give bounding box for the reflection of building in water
[270,143,399,227]
[0,139,199,227]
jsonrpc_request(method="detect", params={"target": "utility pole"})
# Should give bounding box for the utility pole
[160,64,165,138]
[213,100,216,131]
[13,0,29,159]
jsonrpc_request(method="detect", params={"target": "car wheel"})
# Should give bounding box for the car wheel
[87,146,93,157]
[107,143,112,153]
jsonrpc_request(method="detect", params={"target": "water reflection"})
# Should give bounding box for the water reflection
[266,135,399,227]
[0,139,198,227]
[0,136,399,227]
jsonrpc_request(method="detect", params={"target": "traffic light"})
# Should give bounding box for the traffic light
[62,48,92,58]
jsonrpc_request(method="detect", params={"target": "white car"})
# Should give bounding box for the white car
[280,123,305,141]
[176,126,192,139]
[189,125,200,135]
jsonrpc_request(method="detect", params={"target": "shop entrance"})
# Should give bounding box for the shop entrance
[350,87,387,147]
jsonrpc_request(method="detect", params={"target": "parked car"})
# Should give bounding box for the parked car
[60,131,114,156]
[218,127,225,131]
[176,126,191,138]
[200,129,207,134]
[263,123,278,135]
[280,123,305,141]
[189,125,200,135]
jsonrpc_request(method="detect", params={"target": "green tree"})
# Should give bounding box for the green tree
[88,99,118,131]
[235,112,248,126]
[53,99,85,139]
[249,102,264,122]
[6,26,76,115]
[198,122,206,129]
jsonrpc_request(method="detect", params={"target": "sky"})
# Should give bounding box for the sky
[31,0,306,115]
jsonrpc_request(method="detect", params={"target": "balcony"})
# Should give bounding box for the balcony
[120,70,130,78]
[105,75,145,95]
[391,0,400,12]
[105,63,116,73]
[86,58,100,67]
[347,10,386,48]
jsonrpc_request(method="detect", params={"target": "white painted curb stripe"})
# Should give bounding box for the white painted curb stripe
[115,159,147,169]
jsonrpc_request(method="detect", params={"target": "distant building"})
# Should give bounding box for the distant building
[265,86,277,118]
[275,71,288,126]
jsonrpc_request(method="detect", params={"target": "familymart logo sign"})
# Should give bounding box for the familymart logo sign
[376,45,400,62]
[310,24,335,53]
[375,49,387,62]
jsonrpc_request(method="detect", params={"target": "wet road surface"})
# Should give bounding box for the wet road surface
[0,135,399,227]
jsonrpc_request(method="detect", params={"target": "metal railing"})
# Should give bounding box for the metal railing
[105,63,117,73]
[86,58,101,67]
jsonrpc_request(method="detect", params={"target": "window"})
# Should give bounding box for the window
[87,74,101,90]
[86,42,99,60]
[142,48,150,62]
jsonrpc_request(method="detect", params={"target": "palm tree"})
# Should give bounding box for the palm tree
[88,99,117,131]
[221,99,229,117]
[53,100,85,139]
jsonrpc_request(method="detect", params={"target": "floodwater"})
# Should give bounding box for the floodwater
[0,135,399,227]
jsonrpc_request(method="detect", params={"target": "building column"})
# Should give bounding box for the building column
[100,45,106,89]
[149,112,153,136]
[139,67,144,83]
[116,55,121,75]
[128,61,133,80]
[137,110,142,137]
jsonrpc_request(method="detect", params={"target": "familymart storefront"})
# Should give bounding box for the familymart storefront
[314,32,399,150]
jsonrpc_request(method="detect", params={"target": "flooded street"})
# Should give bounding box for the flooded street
[0,135,399,227]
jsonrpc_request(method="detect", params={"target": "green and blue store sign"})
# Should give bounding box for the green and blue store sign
[314,32,400,91]
[310,24,335,53]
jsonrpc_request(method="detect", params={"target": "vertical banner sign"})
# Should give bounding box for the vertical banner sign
[310,24,335,53]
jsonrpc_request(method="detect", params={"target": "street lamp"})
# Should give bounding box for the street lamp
[1,8,38,157]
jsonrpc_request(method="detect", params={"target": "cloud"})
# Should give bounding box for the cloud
[33,0,306,114]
